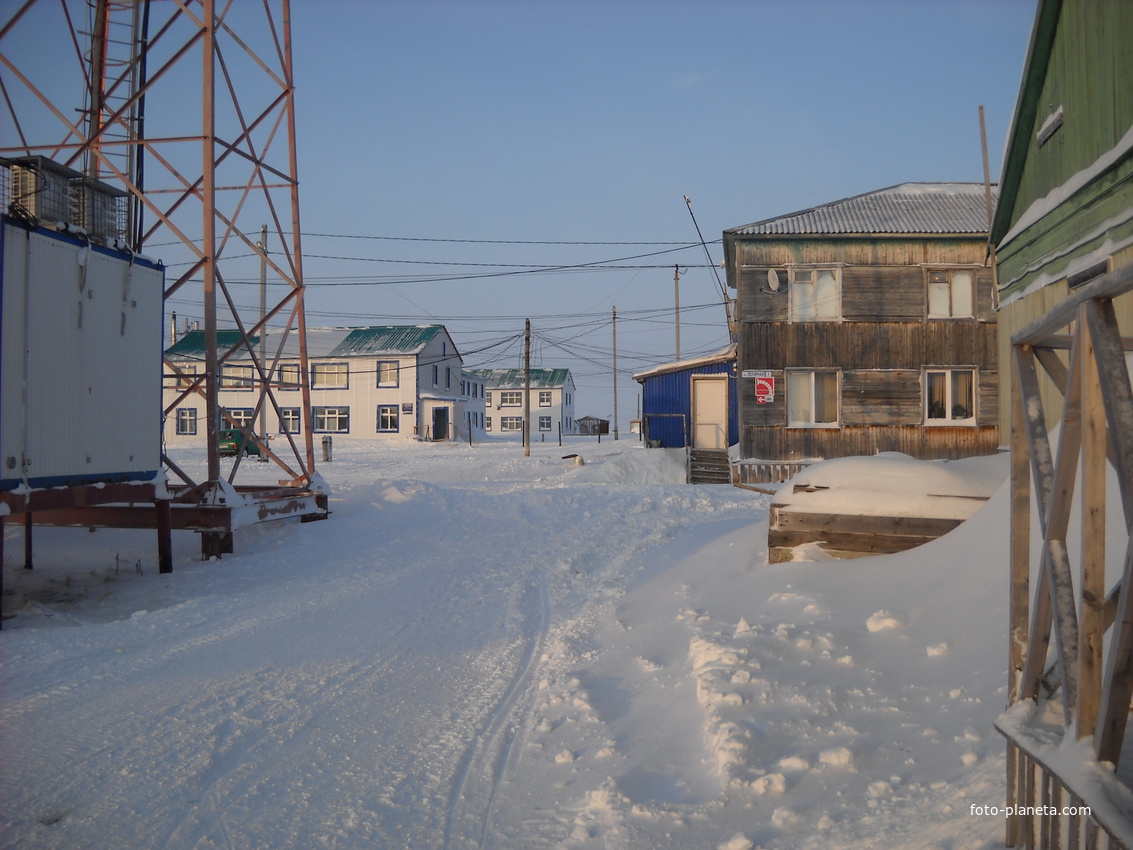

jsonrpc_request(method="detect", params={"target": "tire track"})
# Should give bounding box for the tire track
[444,575,550,850]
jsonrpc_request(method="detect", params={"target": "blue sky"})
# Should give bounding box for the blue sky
[281,0,1036,423]
[3,0,1038,426]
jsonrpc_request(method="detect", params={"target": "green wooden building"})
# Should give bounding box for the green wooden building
[991,0,1133,434]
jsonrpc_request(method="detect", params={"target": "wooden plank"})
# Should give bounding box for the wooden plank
[1041,318,1085,728]
[767,528,943,555]
[1084,299,1133,765]
[1012,260,1133,346]
[1035,346,1070,395]
[769,509,964,538]
[1079,324,1106,739]
[1010,362,1032,705]
[1015,345,1057,702]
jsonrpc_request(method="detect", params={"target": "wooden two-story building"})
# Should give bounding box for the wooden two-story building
[723,182,1000,465]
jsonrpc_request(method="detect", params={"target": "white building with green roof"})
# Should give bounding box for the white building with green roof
[163,324,481,445]
[469,368,577,438]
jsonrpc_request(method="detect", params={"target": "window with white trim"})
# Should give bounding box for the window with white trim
[313,406,350,433]
[279,407,301,434]
[787,370,839,426]
[377,361,399,388]
[311,362,348,389]
[176,408,197,435]
[790,267,840,320]
[927,269,974,318]
[539,415,552,431]
[377,404,399,432]
[500,391,522,407]
[501,416,523,431]
[278,363,301,389]
[221,364,254,389]
[225,407,256,429]
[925,369,975,424]
[539,390,552,407]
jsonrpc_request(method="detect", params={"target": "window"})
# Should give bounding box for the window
[225,407,256,429]
[221,364,254,389]
[486,392,493,406]
[313,406,350,433]
[312,362,348,389]
[432,364,439,386]
[486,416,492,432]
[445,366,452,390]
[501,416,523,431]
[278,363,301,389]
[927,270,974,318]
[171,364,198,389]
[279,407,301,434]
[539,415,552,431]
[787,371,839,426]
[377,404,399,432]
[500,391,522,407]
[790,267,840,320]
[377,361,399,388]
[539,390,552,407]
[925,369,975,424]
[176,408,197,435]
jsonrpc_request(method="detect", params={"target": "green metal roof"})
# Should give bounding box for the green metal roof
[164,330,256,360]
[165,325,449,360]
[468,367,573,390]
[327,325,445,356]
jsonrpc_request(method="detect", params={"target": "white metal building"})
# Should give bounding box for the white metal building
[470,368,577,438]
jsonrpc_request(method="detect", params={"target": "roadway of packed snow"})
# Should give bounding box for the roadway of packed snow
[2,438,1016,849]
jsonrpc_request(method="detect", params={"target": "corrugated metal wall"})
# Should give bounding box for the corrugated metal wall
[640,361,738,448]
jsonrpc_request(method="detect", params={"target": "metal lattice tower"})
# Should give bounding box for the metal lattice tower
[2,0,324,558]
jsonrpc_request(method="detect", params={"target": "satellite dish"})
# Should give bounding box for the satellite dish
[767,268,780,292]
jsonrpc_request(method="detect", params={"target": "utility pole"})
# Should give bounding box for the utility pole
[257,223,268,460]
[524,318,532,458]
[674,264,681,360]
[612,306,619,441]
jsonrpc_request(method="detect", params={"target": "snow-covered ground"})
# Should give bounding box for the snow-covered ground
[2,438,1016,849]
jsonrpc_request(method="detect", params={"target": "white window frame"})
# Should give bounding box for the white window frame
[313,406,350,433]
[501,416,523,431]
[377,404,399,432]
[789,267,841,321]
[786,369,840,428]
[927,269,975,319]
[538,390,552,407]
[176,407,197,435]
[278,363,301,389]
[539,415,552,431]
[311,362,349,389]
[924,368,977,425]
[221,364,254,389]
[279,407,301,434]
[500,391,522,407]
[377,360,399,388]
[225,407,256,429]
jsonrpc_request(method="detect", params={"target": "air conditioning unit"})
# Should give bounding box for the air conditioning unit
[9,156,126,245]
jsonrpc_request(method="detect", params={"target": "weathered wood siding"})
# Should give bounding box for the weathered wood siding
[730,236,1000,462]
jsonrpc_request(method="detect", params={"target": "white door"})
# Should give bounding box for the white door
[691,376,728,449]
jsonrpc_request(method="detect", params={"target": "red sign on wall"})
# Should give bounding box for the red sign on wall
[755,375,775,404]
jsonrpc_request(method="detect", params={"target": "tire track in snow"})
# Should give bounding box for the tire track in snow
[443,575,550,850]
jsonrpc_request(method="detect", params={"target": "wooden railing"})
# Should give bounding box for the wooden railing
[1001,261,1133,848]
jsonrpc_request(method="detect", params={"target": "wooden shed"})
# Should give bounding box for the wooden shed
[723,183,1000,469]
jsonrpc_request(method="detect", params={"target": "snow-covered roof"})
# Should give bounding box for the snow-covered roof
[633,345,736,383]
[726,183,995,237]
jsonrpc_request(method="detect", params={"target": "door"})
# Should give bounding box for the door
[691,376,728,449]
[432,406,449,441]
